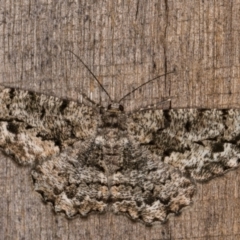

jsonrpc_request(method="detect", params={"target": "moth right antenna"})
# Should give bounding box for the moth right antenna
[118,69,175,103]
[66,50,112,102]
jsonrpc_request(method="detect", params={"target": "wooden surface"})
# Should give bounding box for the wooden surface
[1,0,240,239]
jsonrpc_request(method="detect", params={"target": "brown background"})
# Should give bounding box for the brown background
[1,0,240,239]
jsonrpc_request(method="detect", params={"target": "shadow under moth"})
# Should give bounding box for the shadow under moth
[1,62,240,225]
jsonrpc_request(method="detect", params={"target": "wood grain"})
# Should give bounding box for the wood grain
[1,0,240,239]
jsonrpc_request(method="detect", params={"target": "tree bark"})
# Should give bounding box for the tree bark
[1,0,240,239]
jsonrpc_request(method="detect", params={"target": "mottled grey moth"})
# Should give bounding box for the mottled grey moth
[1,58,239,225]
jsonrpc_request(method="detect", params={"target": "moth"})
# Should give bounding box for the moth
[1,54,240,225]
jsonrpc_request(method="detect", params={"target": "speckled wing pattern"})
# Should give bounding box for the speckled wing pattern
[128,109,240,181]
[0,86,239,225]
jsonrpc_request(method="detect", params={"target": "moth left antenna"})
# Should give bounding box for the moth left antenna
[66,50,112,102]
[118,70,175,103]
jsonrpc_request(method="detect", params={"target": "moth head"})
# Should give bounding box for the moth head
[99,103,124,115]
[100,102,126,129]
[107,103,124,113]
